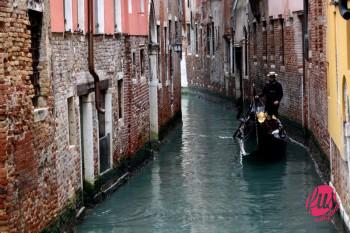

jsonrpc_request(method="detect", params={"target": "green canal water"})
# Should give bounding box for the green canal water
[76,91,341,233]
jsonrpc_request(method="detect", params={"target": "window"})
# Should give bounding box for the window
[187,23,191,45]
[224,38,230,72]
[140,0,144,13]
[67,97,77,145]
[211,22,215,54]
[28,10,43,107]
[140,49,145,76]
[216,26,220,48]
[207,24,210,55]
[190,12,193,26]
[195,24,198,54]
[128,0,132,14]
[170,50,173,77]
[164,27,167,52]
[164,26,168,80]
[114,0,122,32]
[98,91,111,173]
[118,79,124,119]
[199,28,202,52]
[270,21,275,61]
[98,93,106,138]
[64,0,72,32]
[263,21,267,59]
[175,21,178,40]
[157,25,160,44]
[280,19,285,65]
[78,0,85,32]
[253,23,257,57]
[231,44,235,73]
[95,0,104,33]
[169,20,172,44]
[244,27,248,76]
[132,51,136,77]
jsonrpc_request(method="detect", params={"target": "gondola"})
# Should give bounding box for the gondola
[234,97,287,160]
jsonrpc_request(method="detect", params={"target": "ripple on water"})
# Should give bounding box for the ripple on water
[77,93,340,233]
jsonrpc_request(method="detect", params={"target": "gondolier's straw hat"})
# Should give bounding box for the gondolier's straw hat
[267,71,278,77]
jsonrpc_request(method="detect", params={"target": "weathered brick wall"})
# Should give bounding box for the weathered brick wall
[306,0,329,156]
[157,0,182,133]
[125,36,150,155]
[51,33,150,164]
[0,1,61,232]
[1,0,181,231]
[0,12,150,231]
[331,140,350,215]
[50,34,85,208]
[186,1,235,98]
[248,13,304,124]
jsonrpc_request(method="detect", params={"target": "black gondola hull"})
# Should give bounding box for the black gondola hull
[237,118,287,159]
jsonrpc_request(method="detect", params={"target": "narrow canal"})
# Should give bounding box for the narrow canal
[77,91,339,233]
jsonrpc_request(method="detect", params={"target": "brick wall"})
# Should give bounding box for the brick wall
[248,13,304,124]
[306,0,329,156]
[157,0,182,134]
[0,0,182,231]
[0,3,151,230]
[185,0,235,98]
[51,33,150,166]
[331,139,350,216]
[0,1,60,232]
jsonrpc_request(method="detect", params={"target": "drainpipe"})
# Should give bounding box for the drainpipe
[88,0,105,113]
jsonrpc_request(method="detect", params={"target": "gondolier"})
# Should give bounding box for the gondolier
[255,71,283,117]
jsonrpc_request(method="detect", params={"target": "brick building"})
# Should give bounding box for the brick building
[185,0,236,97]
[0,0,182,232]
[150,0,182,141]
[247,0,304,123]
[327,0,350,229]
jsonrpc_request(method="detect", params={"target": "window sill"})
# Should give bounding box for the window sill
[118,118,124,127]
[69,145,79,151]
[100,168,113,176]
[33,107,49,123]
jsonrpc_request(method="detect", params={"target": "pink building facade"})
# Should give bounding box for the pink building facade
[268,0,303,19]
[50,0,149,35]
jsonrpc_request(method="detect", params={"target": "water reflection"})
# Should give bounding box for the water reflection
[76,92,339,233]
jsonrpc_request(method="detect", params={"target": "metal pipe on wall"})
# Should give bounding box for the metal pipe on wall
[88,0,105,113]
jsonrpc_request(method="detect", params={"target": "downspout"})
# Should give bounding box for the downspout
[88,0,105,113]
